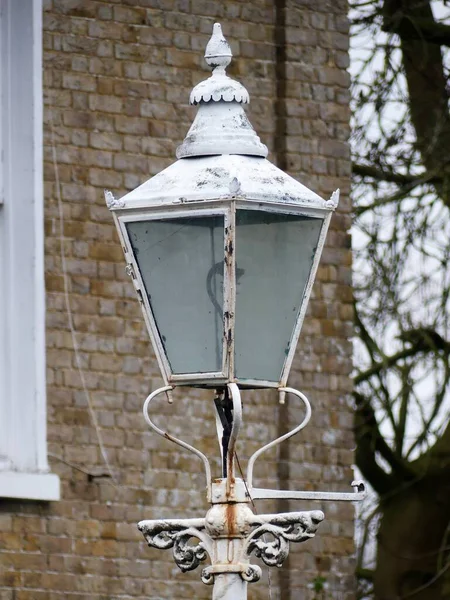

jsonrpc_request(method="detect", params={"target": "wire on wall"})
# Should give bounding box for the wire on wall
[49,114,118,487]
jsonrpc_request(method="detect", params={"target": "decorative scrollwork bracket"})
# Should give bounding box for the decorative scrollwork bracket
[138,518,213,574]
[138,508,324,586]
[244,510,324,569]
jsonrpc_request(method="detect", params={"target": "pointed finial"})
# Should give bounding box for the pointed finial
[205,23,232,73]
[189,23,249,105]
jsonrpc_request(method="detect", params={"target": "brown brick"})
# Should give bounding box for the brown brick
[113,6,148,25]
[88,94,123,114]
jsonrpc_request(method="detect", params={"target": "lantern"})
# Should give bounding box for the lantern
[106,23,339,390]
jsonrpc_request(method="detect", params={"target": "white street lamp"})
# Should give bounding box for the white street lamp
[106,23,364,600]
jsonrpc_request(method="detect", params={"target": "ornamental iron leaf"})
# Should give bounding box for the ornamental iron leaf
[245,510,324,568]
[138,520,211,574]
[246,524,290,567]
[104,189,125,210]
[173,529,208,573]
[139,521,181,550]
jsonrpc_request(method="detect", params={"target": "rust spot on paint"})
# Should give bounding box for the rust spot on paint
[225,503,235,535]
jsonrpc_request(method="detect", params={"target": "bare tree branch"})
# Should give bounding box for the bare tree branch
[352,163,431,186]
[383,10,450,46]
[354,183,421,217]
[413,419,450,476]
[383,0,450,206]
[355,412,397,496]
[354,329,450,385]
[356,568,375,582]
[354,392,415,493]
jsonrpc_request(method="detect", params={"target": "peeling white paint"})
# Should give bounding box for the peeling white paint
[118,154,330,209]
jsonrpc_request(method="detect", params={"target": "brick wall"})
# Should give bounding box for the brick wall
[0,1,354,598]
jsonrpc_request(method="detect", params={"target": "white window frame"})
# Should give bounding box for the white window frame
[0,0,59,500]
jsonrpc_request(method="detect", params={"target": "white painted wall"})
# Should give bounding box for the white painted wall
[0,0,59,501]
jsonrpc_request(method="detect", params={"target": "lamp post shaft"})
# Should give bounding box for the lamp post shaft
[213,574,247,600]
[209,538,250,600]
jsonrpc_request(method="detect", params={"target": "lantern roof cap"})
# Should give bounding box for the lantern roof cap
[176,23,268,158]
[105,23,340,215]
[107,154,339,212]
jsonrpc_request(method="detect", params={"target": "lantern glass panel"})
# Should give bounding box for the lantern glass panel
[126,215,224,375]
[234,210,323,383]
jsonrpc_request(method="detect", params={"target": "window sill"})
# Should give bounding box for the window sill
[0,471,60,501]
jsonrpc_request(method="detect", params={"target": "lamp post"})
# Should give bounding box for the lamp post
[106,23,364,600]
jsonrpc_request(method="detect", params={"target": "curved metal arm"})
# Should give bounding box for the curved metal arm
[227,382,242,471]
[247,387,311,490]
[143,386,212,495]
[214,383,243,482]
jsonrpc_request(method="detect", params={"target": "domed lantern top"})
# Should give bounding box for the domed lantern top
[106,23,340,390]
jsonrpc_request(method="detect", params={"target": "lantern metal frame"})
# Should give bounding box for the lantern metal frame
[111,195,333,389]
